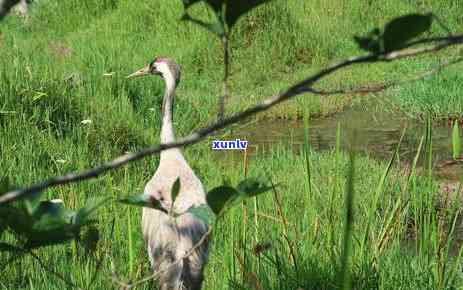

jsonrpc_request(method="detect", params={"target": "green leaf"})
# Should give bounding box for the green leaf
[225,0,274,29]
[236,177,273,197]
[181,13,225,36]
[181,0,225,36]
[383,13,433,52]
[206,178,273,216]
[31,201,72,231]
[0,194,105,249]
[180,0,273,34]
[185,204,216,226]
[0,203,33,235]
[206,185,240,215]
[73,197,110,226]
[25,226,77,248]
[25,200,77,248]
[353,28,381,53]
[171,177,181,204]
[452,120,461,160]
[119,194,167,214]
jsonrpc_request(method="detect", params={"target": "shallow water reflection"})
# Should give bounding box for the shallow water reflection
[226,108,463,181]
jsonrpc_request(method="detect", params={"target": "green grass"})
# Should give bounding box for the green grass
[1,0,462,121]
[390,64,463,120]
[2,140,463,289]
[1,0,463,289]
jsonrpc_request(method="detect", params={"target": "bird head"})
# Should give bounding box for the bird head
[127,57,181,87]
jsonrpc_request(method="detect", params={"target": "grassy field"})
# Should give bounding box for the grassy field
[1,0,463,289]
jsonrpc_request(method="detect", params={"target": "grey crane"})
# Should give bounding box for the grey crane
[127,57,210,290]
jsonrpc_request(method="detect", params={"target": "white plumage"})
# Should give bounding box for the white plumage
[128,57,210,290]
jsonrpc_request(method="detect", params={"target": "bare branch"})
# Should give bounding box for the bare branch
[1,33,462,205]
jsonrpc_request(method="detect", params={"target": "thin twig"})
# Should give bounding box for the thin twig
[1,34,463,205]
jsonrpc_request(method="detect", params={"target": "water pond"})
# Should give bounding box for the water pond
[223,108,463,182]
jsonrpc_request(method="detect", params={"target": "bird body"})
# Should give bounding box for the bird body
[128,58,209,290]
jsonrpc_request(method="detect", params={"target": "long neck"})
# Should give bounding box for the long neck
[160,76,176,144]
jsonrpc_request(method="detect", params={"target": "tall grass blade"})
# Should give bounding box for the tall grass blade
[303,114,312,197]
[336,121,341,156]
[340,150,355,290]
[440,208,461,288]
[445,240,463,287]
[363,127,406,258]
[425,113,433,181]
[371,127,406,215]
[452,119,461,160]
[127,208,133,278]
[407,136,425,187]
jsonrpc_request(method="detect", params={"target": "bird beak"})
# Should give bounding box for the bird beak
[126,65,151,79]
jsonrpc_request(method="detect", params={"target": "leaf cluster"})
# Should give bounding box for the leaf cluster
[181,0,273,37]
[354,13,434,54]
[206,177,273,217]
[0,177,107,250]
[119,176,273,227]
